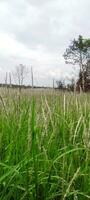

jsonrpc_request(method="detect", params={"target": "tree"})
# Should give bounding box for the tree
[12,64,29,94]
[63,35,90,91]
[56,80,65,90]
[14,64,28,87]
[77,60,90,92]
[67,78,76,92]
[31,67,34,88]
[85,60,90,91]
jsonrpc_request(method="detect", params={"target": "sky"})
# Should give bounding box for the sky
[0,0,90,86]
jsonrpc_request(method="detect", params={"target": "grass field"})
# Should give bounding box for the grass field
[0,88,90,200]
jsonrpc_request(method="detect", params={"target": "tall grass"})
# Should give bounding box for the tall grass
[0,89,90,199]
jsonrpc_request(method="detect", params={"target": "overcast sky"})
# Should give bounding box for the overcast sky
[0,0,90,86]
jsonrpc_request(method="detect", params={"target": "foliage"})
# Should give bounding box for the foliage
[56,80,65,90]
[63,35,90,91]
[63,35,90,67]
[77,60,90,91]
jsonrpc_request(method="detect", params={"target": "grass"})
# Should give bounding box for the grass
[0,88,90,199]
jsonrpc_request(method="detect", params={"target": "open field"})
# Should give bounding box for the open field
[0,88,90,200]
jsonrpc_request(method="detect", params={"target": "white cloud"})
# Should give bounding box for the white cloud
[0,0,90,86]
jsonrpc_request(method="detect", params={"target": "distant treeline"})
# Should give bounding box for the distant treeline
[0,83,32,89]
[0,83,53,90]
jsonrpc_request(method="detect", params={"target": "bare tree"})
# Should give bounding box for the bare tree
[15,64,27,86]
[53,78,55,89]
[9,72,12,87]
[14,64,28,87]
[31,67,34,88]
[5,72,8,86]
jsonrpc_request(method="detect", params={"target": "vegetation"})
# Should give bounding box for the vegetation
[77,60,90,92]
[0,35,90,199]
[0,88,90,199]
[63,35,90,91]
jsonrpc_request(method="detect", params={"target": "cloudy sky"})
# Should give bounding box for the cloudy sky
[0,0,90,86]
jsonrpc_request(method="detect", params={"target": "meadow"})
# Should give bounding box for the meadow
[0,88,90,200]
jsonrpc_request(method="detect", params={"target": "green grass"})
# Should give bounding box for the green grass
[0,89,90,199]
